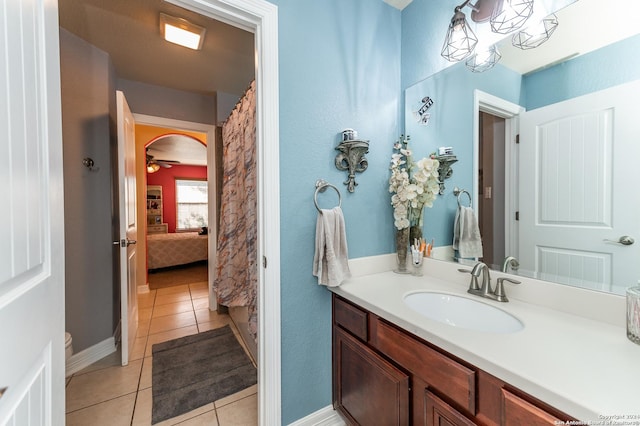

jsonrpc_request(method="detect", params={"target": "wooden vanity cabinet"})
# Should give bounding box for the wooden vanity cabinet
[425,391,476,426]
[332,294,574,426]
[333,327,410,425]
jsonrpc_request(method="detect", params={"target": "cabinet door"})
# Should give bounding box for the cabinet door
[425,391,476,426]
[502,389,563,425]
[334,327,410,425]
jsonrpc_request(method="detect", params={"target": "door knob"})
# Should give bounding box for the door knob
[113,239,137,247]
[604,236,635,246]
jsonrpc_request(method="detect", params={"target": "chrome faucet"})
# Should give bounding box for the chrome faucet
[459,261,521,302]
[502,256,520,273]
[470,262,492,298]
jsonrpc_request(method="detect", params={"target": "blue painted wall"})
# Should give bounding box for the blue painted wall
[523,33,640,110]
[269,1,401,422]
[404,63,522,249]
[272,0,640,422]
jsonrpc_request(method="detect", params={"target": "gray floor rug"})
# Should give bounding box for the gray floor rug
[151,325,257,424]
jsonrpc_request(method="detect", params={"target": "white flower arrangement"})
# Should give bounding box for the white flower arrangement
[389,135,440,230]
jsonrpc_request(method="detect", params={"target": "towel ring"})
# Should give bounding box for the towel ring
[453,187,472,208]
[314,179,342,213]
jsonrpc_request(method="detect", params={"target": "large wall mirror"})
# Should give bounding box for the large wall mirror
[404,0,640,296]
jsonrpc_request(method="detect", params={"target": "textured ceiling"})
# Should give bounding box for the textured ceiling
[58,0,255,97]
[147,135,207,166]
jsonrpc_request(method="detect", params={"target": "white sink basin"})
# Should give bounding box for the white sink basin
[403,292,524,333]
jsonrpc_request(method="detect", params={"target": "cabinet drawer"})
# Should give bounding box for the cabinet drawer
[333,296,368,341]
[370,317,476,414]
[147,223,168,234]
[502,389,563,426]
[425,391,475,426]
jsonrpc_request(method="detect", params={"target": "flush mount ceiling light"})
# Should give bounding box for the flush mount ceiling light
[512,14,559,50]
[441,1,479,62]
[160,13,206,50]
[490,0,534,34]
[465,44,502,72]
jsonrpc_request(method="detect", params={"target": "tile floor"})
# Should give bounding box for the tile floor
[65,281,258,425]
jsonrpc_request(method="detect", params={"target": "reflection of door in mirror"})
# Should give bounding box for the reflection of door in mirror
[478,112,506,269]
[473,91,523,274]
[519,80,640,295]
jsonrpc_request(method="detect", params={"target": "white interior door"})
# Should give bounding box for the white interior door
[117,91,138,366]
[0,0,65,423]
[519,80,640,293]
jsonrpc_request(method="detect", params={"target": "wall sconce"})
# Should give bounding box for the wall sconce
[440,0,545,71]
[512,14,559,50]
[335,129,369,193]
[441,1,478,62]
[490,0,534,34]
[465,44,501,72]
[435,154,458,195]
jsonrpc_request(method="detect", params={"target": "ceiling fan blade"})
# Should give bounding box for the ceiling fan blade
[156,159,181,164]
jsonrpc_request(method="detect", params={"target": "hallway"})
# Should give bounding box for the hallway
[65,280,257,425]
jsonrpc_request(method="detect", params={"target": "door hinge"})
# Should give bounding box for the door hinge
[263,256,267,268]
[515,134,520,144]
[515,211,520,221]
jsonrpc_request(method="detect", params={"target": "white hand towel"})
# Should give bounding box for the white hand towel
[452,206,483,259]
[313,207,351,287]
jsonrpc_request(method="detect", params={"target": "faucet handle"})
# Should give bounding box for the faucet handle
[494,277,521,302]
[458,268,482,292]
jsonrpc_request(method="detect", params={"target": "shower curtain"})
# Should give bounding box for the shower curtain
[215,80,257,338]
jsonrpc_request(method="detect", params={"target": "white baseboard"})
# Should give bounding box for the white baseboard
[288,405,345,426]
[65,336,117,377]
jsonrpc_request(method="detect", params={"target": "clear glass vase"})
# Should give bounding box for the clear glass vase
[409,225,422,247]
[394,227,410,274]
[627,286,640,345]
[409,205,424,246]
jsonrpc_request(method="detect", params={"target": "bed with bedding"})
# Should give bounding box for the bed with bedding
[147,232,208,270]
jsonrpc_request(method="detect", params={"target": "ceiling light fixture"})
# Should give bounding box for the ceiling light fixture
[512,14,559,50]
[441,1,479,62]
[147,162,161,173]
[160,13,206,50]
[465,44,502,72]
[490,0,534,34]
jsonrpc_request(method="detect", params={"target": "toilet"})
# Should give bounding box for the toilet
[65,332,73,361]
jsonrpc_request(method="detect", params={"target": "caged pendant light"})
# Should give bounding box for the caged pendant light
[441,2,479,62]
[465,44,502,72]
[512,14,558,49]
[490,0,534,34]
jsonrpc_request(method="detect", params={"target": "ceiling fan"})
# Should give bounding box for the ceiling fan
[146,150,180,173]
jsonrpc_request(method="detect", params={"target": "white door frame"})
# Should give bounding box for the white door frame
[473,90,524,260]
[164,1,281,424]
[133,114,217,308]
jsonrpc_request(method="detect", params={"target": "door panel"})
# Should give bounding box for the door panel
[117,90,138,366]
[519,81,640,293]
[0,0,65,423]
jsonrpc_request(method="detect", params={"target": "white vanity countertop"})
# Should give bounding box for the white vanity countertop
[330,269,640,422]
